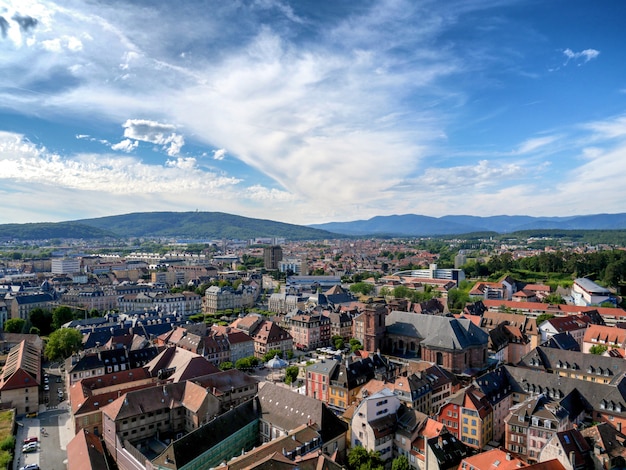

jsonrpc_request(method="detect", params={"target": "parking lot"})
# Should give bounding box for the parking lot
[12,365,72,470]
[14,407,73,470]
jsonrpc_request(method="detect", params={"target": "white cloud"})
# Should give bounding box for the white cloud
[165,157,197,170]
[122,119,185,156]
[563,48,600,65]
[0,131,237,195]
[212,148,227,160]
[111,139,138,153]
[420,160,524,189]
[515,135,560,154]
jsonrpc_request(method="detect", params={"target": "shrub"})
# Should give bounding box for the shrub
[0,435,14,451]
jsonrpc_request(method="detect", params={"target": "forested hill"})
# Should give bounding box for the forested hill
[0,212,340,241]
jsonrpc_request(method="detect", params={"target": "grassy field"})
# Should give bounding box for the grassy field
[0,409,15,470]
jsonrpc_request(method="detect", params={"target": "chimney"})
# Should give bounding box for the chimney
[506,453,512,461]
[569,451,576,468]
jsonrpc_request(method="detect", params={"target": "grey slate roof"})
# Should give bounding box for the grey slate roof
[518,346,626,385]
[386,311,488,350]
[258,382,347,443]
[503,365,626,417]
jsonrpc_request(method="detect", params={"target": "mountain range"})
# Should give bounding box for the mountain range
[1,212,626,241]
[309,213,626,236]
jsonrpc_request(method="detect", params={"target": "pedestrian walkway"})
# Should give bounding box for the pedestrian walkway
[58,403,74,451]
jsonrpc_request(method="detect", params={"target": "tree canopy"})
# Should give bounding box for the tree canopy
[347,446,384,470]
[45,328,83,361]
[3,318,25,334]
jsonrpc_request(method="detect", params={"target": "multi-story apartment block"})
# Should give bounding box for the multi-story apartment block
[118,291,201,316]
[257,382,348,458]
[538,429,592,470]
[481,310,540,349]
[51,257,81,274]
[326,354,391,413]
[306,359,338,403]
[517,346,626,385]
[326,310,353,341]
[203,285,241,314]
[61,287,119,313]
[474,367,515,442]
[538,315,592,349]
[288,311,331,351]
[65,345,163,387]
[101,381,222,466]
[248,320,293,359]
[70,367,156,435]
[263,245,283,270]
[504,394,572,462]
[8,292,55,320]
[267,293,307,315]
[435,385,493,450]
[351,388,401,462]
[583,324,626,355]
[192,369,259,413]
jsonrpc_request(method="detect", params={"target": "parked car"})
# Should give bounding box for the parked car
[23,436,38,444]
[19,464,39,470]
[22,442,38,453]
[25,412,37,418]
[56,376,62,383]
[43,384,49,391]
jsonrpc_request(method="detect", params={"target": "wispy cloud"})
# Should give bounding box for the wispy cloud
[563,47,600,65]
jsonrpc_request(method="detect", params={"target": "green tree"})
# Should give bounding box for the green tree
[350,282,375,296]
[590,344,608,355]
[235,357,253,370]
[349,338,363,353]
[29,326,40,335]
[3,318,25,333]
[447,288,470,312]
[347,446,383,470]
[392,455,410,470]
[535,313,555,325]
[45,328,83,361]
[52,306,75,330]
[284,365,299,385]
[263,349,283,362]
[543,293,564,305]
[219,361,234,370]
[332,335,345,350]
[392,285,410,299]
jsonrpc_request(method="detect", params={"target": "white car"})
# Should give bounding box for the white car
[22,442,38,453]
[19,464,39,470]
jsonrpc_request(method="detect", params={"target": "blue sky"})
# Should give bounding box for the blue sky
[1,0,625,225]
